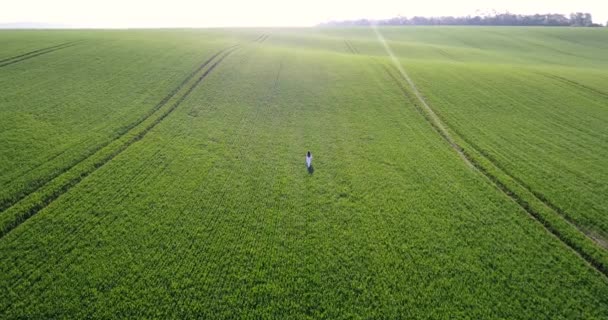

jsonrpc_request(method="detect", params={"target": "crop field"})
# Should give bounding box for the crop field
[1,27,607,318]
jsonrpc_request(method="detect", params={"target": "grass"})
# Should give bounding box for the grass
[0,31,246,211]
[406,63,608,236]
[0,27,607,318]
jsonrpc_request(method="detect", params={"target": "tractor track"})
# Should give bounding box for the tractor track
[0,44,238,213]
[537,71,608,100]
[444,122,608,249]
[253,34,269,43]
[344,40,359,54]
[0,41,82,68]
[381,63,608,279]
[0,45,240,239]
[0,41,79,63]
[436,48,458,62]
[484,29,590,62]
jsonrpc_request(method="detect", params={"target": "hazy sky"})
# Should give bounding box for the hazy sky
[1,0,607,28]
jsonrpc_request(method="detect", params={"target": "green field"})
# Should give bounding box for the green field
[1,27,607,318]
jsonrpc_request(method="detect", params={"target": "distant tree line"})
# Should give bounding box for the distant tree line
[320,12,604,27]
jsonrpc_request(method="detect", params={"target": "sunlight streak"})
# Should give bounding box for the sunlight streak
[371,23,473,167]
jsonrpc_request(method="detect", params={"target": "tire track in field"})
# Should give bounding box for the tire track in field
[442,120,608,250]
[0,45,237,213]
[483,29,596,63]
[344,40,359,54]
[381,64,608,279]
[344,40,355,54]
[537,71,608,100]
[0,41,82,68]
[435,48,458,62]
[0,41,79,63]
[253,34,269,43]
[0,45,240,239]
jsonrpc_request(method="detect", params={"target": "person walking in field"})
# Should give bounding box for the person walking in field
[306,151,313,169]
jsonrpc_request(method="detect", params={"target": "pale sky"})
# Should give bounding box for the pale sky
[1,0,607,28]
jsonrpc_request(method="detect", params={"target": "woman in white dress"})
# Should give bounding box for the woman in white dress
[306,151,313,168]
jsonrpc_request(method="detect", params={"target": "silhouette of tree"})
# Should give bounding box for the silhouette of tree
[320,12,598,27]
